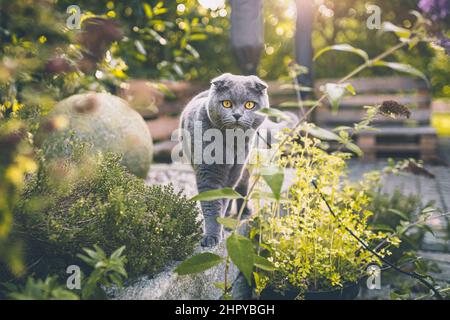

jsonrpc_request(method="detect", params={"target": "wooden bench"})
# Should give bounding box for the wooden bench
[120,77,438,162]
[357,127,438,161]
[314,76,438,161]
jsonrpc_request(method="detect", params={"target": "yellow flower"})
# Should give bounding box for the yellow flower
[38,35,47,44]
[5,166,23,186]
[12,100,24,113]
[16,155,37,173]
[52,115,69,130]
[330,273,342,287]
[112,68,126,79]
[387,236,401,247]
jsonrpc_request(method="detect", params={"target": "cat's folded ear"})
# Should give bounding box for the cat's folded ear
[211,73,232,91]
[250,76,268,93]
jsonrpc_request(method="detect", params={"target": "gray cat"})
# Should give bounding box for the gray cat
[180,73,269,247]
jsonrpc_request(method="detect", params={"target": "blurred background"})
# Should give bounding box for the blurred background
[55,0,449,95]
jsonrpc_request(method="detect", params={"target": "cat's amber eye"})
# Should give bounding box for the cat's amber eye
[244,101,255,110]
[222,100,232,108]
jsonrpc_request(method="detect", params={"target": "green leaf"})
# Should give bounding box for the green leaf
[151,82,176,99]
[186,44,200,59]
[191,188,243,201]
[314,44,369,61]
[417,224,435,237]
[345,142,363,156]
[217,217,239,230]
[253,271,261,288]
[278,100,318,108]
[301,124,341,141]
[213,281,231,291]
[421,206,437,214]
[134,40,147,55]
[322,83,354,111]
[110,246,126,260]
[175,253,223,275]
[381,22,411,39]
[388,208,409,221]
[344,83,356,96]
[369,224,395,233]
[373,61,429,86]
[250,190,289,203]
[408,37,420,50]
[333,126,353,132]
[279,83,313,92]
[254,255,276,271]
[189,34,208,41]
[223,293,232,300]
[142,3,153,18]
[257,108,291,122]
[82,283,107,300]
[153,7,168,15]
[260,166,284,200]
[226,233,254,285]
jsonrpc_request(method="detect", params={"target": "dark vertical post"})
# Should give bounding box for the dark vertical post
[295,0,314,88]
[230,0,264,75]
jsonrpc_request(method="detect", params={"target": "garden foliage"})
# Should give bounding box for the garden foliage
[250,133,399,294]
[5,245,128,300]
[14,152,202,277]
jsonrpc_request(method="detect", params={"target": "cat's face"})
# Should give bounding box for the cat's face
[206,73,269,130]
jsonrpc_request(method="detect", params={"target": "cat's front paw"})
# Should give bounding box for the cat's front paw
[201,235,220,247]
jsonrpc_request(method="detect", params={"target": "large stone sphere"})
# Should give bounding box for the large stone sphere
[37,92,153,178]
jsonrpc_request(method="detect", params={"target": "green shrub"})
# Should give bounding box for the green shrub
[5,245,128,300]
[14,152,202,277]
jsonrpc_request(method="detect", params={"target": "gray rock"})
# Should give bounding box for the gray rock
[36,92,153,178]
[111,234,239,300]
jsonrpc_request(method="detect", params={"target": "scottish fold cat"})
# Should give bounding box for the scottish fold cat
[180,73,269,247]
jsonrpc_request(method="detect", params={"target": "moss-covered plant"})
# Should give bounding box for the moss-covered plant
[14,152,201,277]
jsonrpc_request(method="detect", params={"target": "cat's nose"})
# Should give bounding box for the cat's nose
[233,113,242,120]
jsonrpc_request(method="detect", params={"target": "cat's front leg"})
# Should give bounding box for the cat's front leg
[235,168,251,218]
[196,166,228,247]
[225,167,251,218]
